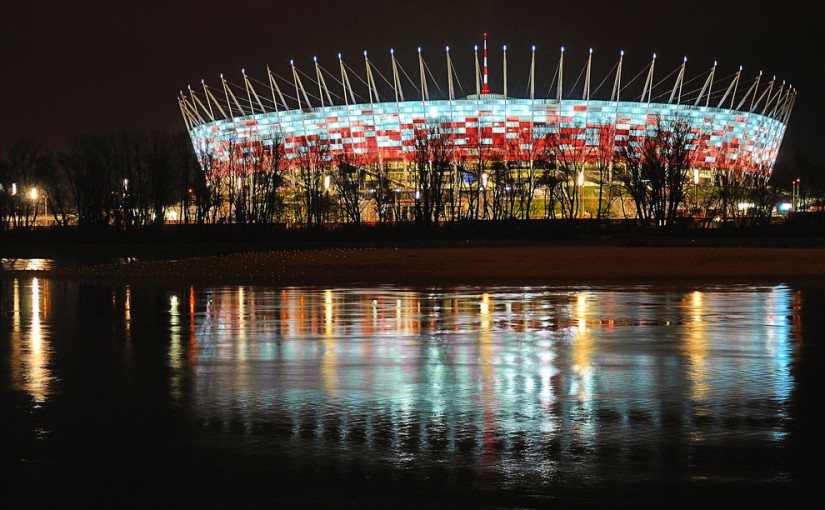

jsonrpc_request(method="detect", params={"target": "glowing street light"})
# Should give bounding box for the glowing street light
[30,187,37,200]
[324,175,331,190]
[577,171,584,218]
[11,183,17,196]
[694,168,700,215]
[792,178,801,212]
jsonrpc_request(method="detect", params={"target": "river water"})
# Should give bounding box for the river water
[1,279,820,508]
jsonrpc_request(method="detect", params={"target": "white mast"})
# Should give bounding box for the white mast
[669,56,687,105]
[694,62,717,107]
[609,50,624,182]
[364,51,382,165]
[339,53,355,157]
[390,49,405,169]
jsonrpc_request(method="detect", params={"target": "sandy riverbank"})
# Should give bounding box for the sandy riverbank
[5,245,825,285]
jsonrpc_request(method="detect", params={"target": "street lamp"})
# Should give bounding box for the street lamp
[792,178,801,212]
[796,178,801,212]
[693,168,699,215]
[577,171,584,218]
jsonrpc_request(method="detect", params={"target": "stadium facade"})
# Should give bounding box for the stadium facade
[179,37,795,178]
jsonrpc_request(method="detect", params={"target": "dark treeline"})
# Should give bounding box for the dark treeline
[0,131,200,231]
[1,118,822,235]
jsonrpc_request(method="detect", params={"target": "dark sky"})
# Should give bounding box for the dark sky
[2,0,820,163]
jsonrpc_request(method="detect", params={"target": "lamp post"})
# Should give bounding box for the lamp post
[30,187,38,226]
[577,171,584,218]
[794,178,801,212]
[693,168,699,216]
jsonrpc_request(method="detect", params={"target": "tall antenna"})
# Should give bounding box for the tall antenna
[482,33,490,94]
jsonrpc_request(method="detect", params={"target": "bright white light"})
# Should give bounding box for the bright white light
[445,46,449,51]
[417,46,421,53]
[241,68,245,74]
[620,50,624,56]
[324,175,330,190]
[338,53,342,59]
[123,178,128,190]
[313,56,317,62]
[683,56,687,62]
[653,53,657,59]
[220,73,224,79]
[577,171,584,186]
[415,190,420,199]
[694,168,699,185]
[390,48,394,54]
[290,59,294,65]
[30,187,37,200]
[779,202,792,212]
[532,45,536,51]
[561,46,565,52]
[481,173,488,186]
[737,202,755,210]
[589,47,593,54]
[363,50,367,56]
[503,45,507,51]
[474,45,478,51]
[11,183,17,196]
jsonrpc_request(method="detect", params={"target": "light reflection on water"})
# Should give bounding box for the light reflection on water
[180,285,795,487]
[0,280,800,499]
[7,277,52,404]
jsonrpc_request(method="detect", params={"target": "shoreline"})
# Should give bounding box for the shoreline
[4,245,825,286]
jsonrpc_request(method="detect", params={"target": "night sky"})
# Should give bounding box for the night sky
[2,0,820,164]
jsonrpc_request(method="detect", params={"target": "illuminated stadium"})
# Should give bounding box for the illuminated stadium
[178,35,794,221]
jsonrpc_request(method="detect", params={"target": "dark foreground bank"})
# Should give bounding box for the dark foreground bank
[3,221,825,284]
[3,244,825,285]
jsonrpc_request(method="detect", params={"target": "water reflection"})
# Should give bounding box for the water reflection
[1,258,52,271]
[171,285,794,486]
[7,277,52,403]
[0,280,800,497]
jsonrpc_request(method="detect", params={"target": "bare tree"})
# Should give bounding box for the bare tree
[295,138,332,227]
[463,122,492,220]
[368,164,395,223]
[615,116,698,226]
[412,122,453,226]
[3,138,56,228]
[333,151,365,225]
[541,124,590,220]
